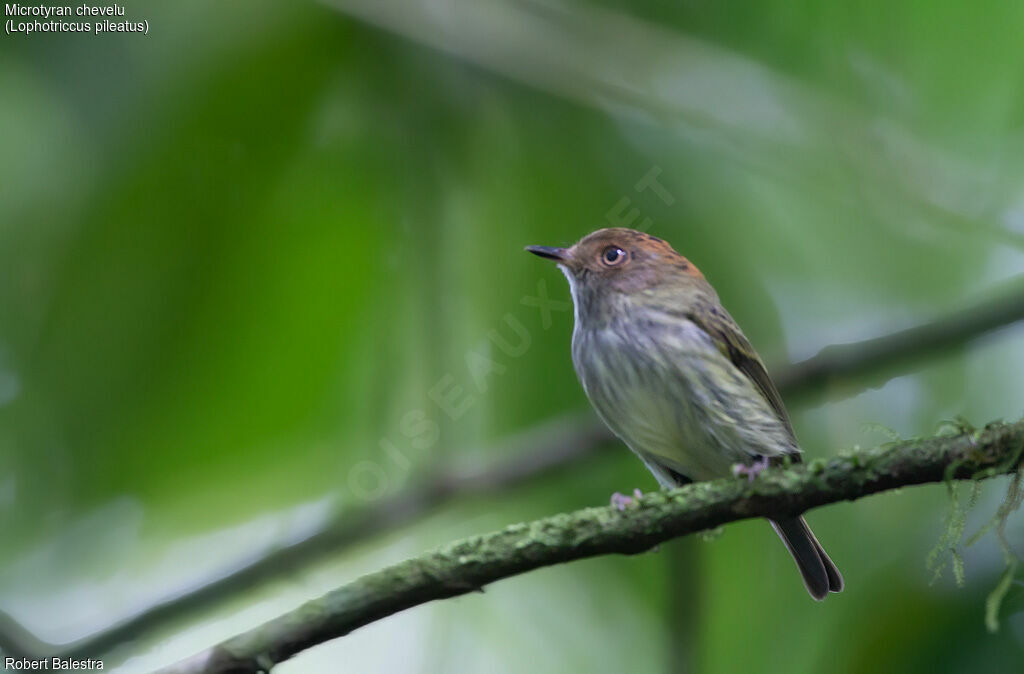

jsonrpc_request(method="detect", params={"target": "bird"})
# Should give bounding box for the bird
[526,227,843,600]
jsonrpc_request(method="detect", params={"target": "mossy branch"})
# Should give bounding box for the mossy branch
[157,420,1024,674]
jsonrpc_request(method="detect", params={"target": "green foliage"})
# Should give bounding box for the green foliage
[977,465,1024,632]
[985,562,1019,634]
[928,479,981,587]
[2,1,1024,672]
[861,422,904,443]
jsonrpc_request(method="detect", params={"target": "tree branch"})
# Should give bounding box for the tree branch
[0,414,612,663]
[157,420,1024,674]
[3,275,1023,664]
[775,274,1024,398]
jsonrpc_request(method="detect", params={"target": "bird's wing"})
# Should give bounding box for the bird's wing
[684,302,797,444]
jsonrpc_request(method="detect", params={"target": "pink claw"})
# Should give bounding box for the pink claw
[610,491,633,511]
[732,456,771,483]
[611,489,645,510]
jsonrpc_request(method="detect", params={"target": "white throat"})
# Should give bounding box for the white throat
[557,264,582,327]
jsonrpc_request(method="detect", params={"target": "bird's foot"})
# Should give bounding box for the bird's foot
[610,492,632,510]
[732,456,771,483]
[610,488,644,511]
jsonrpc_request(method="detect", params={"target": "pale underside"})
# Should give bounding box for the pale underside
[571,311,798,485]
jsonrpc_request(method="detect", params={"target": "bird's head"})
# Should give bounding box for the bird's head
[526,228,703,299]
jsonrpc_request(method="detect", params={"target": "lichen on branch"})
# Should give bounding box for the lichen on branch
[157,419,1024,674]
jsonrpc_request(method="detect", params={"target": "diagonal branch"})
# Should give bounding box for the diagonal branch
[775,274,1024,397]
[158,420,1024,674]
[3,275,1023,664]
[324,0,1024,251]
[0,414,612,663]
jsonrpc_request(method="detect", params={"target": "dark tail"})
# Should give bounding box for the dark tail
[770,517,844,600]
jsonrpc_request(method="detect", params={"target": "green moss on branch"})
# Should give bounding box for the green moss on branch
[160,420,1024,674]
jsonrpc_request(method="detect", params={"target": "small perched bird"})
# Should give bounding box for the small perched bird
[527,228,843,600]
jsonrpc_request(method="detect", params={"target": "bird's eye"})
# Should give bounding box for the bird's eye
[600,246,627,267]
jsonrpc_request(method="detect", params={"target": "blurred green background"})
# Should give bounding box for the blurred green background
[2,1,1024,672]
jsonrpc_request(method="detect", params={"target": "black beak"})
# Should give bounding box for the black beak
[525,245,568,262]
